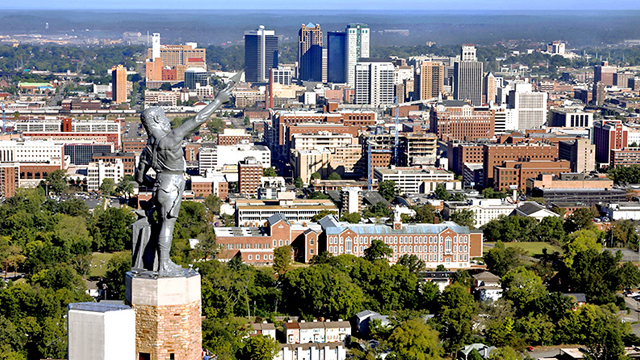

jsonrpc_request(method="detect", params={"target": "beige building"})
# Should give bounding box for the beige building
[558,138,595,173]
[235,199,338,227]
[526,173,614,194]
[111,64,128,104]
[292,148,332,184]
[414,61,445,100]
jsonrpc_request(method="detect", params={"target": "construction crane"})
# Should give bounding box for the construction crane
[394,96,399,167]
[1,102,5,134]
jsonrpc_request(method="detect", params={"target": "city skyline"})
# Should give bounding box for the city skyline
[3,0,640,10]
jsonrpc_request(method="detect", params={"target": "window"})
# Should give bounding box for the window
[310,239,314,245]
[139,353,151,360]
[285,240,290,245]
[310,249,314,255]
[248,255,253,260]
[256,255,260,260]
[345,238,352,254]
[269,255,273,260]
[273,240,277,247]
[279,240,283,246]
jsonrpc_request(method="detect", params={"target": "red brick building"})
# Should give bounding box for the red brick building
[492,159,571,191]
[238,157,263,196]
[430,101,495,141]
[483,143,559,188]
[0,164,19,199]
[214,214,321,264]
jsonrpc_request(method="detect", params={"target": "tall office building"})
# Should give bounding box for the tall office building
[594,61,616,86]
[594,120,628,165]
[327,31,346,83]
[484,72,496,104]
[453,44,483,106]
[184,68,208,89]
[354,59,394,106]
[298,23,323,82]
[111,64,127,104]
[507,83,548,131]
[245,26,278,83]
[414,61,445,100]
[346,24,370,88]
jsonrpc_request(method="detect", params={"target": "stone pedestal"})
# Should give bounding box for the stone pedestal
[125,271,202,360]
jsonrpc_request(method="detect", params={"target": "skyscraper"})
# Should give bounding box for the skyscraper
[346,24,370,88]
[244,26,278,83]
[327,31,346,83]
[111,64,127,104]
[298,23,323,82]
[453,44,483,106]
[354,59,394,106]
[414,61,445,100]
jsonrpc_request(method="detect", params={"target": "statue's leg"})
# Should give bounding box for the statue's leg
[155,175,185,276]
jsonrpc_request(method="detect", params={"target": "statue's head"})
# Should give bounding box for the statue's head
[141,107,171,135]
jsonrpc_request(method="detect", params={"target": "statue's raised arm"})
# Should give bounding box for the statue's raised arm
[170,72,242,141]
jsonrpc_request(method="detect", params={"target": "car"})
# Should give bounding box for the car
[626,292,640,297]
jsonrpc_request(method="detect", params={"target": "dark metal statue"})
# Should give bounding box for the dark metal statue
[133,72,241,277]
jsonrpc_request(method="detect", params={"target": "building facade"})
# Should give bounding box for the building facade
[346,24,370,87]
[299,23,323,82]
[453,45,483,106]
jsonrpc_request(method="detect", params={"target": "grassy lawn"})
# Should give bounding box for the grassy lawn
[89,252,127,278]
[484,242,562,256]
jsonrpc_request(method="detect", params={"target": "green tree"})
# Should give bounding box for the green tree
[101,251,132,300]
[564,207,599,233]
[378,180,398,201]
[483,242,526,277]
[204,194,222,215]
[328,172,342,180]
[311,172,321,180]
[436,282,476,354]
[563,229,602,268]
[273,245,293,275]
[100,178,116,196]
[280,264,366,319]
[294,176,304,188]
[341,212,362,224]
[239,334,279,360]
[0,237,25,280]
[309,191,329,200]
[606,219,639,249]
[115,177,135,199]
[262,167,277,177]
[202,316,249,360]
[487,346,521,360]
[397,254,425,274]
[435,183,450,200]
[483,188,508,199]
[160,82,172,91]
[387,319,444,360]
[364,239,393,261]
[449,209,475,228]
[208,118,226,133]
[45,169,67,194]
[501,267,547,314]
[410,205,438,224]
[536,216,566,244]
[91,207,135,252]
[311,210,338,221]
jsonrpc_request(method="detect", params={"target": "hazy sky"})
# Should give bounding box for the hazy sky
[2,0,640,10]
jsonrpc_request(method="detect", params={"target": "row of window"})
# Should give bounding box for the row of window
[247,254,273,261]
[329,235,469,245]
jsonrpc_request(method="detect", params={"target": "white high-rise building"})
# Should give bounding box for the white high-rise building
[151,33,160,59]
[346,23,370,88]
[508,83,548,131]
[354,60,394,106]
[87,159,124,192]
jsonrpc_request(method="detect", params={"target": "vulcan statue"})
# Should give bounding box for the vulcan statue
[133,72,241,277]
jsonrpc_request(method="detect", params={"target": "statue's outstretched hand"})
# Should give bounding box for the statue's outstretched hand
[216,86,233,104]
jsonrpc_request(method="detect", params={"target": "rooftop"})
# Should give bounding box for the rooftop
[319,215,473,236]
